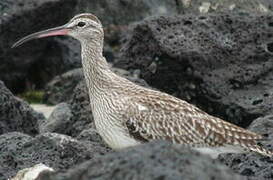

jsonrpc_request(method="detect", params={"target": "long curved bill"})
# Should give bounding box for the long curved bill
[12,25,70,48]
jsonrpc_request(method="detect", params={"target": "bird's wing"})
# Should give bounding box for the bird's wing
[122,92,262,148]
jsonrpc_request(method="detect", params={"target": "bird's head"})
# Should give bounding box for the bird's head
[12,13,103,48]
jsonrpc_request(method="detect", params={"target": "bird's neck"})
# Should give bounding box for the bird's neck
[81,39,108,69]
[80,40,114,96]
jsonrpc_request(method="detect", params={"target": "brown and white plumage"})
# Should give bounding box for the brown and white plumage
[122,88,272,157]
[12,13,273,158]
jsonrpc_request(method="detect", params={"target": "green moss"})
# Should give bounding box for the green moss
[18,90,45,104]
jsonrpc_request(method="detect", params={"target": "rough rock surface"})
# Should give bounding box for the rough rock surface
[75,0,179,26]
[0,132,109,180]
[0,132,34,180]
[116,12,273,127]
[67,81,94,137]
[37,141,243,180]
[0,0,78,93]
[39,103,73,134]
[177,0,273,14]
[0,81,44,135]
[43,68,84,105]
[218,115,273,179]
[76,0,273,26]
[76,128,110,150]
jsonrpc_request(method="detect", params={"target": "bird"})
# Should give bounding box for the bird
[12,13,273,158]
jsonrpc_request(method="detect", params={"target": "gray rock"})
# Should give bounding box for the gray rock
[176,0,273,14]
[39,103,73,134]
[0,132,108,180]
[0,132,34,180]
[111,66,151,88]
[248,115,273,139]
[43,68,84,105]
[0,81,44,135]
[77,129,101,143]
[75,0,179,26]
[0,132,33,155]
[116,12,273,128]
[1,0,78,93]
[66,81,94,137]
[218,115,273,179]
[75,0,273,26]
[76,128,110,150]
[37,141,243,180]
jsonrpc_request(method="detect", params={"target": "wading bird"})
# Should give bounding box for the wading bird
[12,13,273,158]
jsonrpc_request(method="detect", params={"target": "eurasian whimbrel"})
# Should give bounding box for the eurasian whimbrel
[12,13,273,158]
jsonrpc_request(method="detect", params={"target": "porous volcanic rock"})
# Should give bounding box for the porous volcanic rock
[176,0,273,14]
[116,12,273,128]
[0,132,109,180]
[43,68,84,105]
[0,132,33,180]
[76,128,110,150]
[218,115,273,179]
[37,141,243,180]
[39,103,73,134]
[0,81,44,135]
[75,0,179,26]
[66,80,93,137]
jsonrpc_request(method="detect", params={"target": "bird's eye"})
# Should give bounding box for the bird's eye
[77,22,86,27]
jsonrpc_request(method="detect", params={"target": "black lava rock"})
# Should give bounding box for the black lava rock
[175,0,273,14]
[37,141,243,180]
[0,81,44,135]
[115,12,273,127]
[39,103,73,134]
[43,68,84,105]
[0,132,34,180]
[218,115,273,179]
[75,0,179,26]
[0,132,109,180]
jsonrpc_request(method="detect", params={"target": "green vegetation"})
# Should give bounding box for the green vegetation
[18,90,45,104]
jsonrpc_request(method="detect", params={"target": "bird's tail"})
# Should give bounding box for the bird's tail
[247,144,273,157]
[227,132,273,157]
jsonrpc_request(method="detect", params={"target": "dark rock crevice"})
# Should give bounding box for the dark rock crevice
[0,81,44,136]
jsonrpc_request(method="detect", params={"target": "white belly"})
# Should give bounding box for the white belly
[92,105,140,150]
[97,124,140,150]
